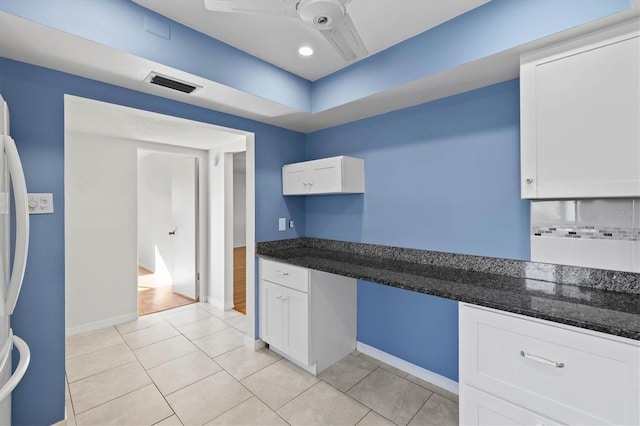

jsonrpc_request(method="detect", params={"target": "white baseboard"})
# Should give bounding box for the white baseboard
[51,417,66,426]
[245,337,265,351]
[66,313,138,336]
[356,341,459,395]
[206,296,234,311]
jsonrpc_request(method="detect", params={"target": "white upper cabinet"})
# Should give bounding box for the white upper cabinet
[282,156,364,195]
[520,23,640,199]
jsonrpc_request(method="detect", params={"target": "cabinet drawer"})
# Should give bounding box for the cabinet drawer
[460,385,562,426]
[260,259,308,293]
[460,304,640,425]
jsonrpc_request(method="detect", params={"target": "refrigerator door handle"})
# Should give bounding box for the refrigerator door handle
[0,329,13,374]
[0,332,30,403]
[2,135,29,316]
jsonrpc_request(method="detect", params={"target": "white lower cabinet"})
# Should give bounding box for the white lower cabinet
[459,303,640,425]
[461,385,562,426]
[260,280,309,364]
[259,259,356,374]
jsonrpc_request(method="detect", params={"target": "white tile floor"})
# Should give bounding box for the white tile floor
[65,303,458,426]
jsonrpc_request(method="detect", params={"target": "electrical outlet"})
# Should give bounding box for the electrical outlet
[28,193,54,214]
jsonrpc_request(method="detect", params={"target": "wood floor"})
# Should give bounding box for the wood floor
[137,246,246,316]
[138,267,196,316]
[234,246,246,314]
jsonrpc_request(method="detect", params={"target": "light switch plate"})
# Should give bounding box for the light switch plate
[28,193,54,214]
[278,217,286,231]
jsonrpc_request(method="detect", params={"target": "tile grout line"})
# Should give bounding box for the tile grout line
[66,354,138,385]
[66,304,245,424]
[65,327,125,360]
[199,392,254,425]
[71,380,154,417]
[120,323,183,352]
[242,362,317,412]
[318,367,387,420]
[155,369,221,399]
[404,391,435,426]
[138,345,202,371]
[352,408,372,426]
[146,370,180,425]
[179,322,236,343]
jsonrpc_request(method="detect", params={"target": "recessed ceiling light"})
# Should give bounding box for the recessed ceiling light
[298,46,314,57]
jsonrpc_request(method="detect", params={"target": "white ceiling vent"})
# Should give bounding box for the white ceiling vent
[145,72,201,94]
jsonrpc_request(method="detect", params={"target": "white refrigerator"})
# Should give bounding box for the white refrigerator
[0,94,31,425]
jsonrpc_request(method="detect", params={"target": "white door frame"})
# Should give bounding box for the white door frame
[64,95,257,343]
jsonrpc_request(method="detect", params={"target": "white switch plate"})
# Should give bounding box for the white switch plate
[28,193,54,214]
[278,217,286,231]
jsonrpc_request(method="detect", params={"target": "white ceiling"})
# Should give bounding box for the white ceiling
[132,0,489,81]
[1,4,638,133]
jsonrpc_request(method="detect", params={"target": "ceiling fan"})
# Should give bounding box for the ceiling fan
[203,0,368,61]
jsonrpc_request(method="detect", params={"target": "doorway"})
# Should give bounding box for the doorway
[64,95,257,341]
[137,151,200,315]
[232,152,247,314]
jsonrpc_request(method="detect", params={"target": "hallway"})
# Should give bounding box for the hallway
[233,247,246,314]
[137,267,196,316]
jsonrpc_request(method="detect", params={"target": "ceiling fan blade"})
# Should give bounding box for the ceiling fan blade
[319,14,368,61]
[203,0,298,16]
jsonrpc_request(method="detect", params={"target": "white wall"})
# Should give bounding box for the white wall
[65,132,138,333]
[233,152,246,247]
[208,150,233,309]
[208,142,246,310]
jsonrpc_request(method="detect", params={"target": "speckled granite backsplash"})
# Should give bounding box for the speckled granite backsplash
[257,237,640,295]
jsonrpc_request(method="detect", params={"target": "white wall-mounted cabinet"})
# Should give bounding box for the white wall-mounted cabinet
[520,24,640,199]
[282,156,364,195]
[459,303,640,425]
[259,259,356,374]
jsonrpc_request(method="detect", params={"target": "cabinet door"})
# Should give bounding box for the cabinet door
[282,287,309,365]
[459,304,640,425]
[529,36,640,198]
[260,280,284,348]
[282,163,308,195]
[460,385,563,426]
[307,157,343,194]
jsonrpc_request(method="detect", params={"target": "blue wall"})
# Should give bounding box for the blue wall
[311,0,632,111]
[1,0,629,113]
[0,0,312,111]
[0,57,532,422]
[358,282,459,381]
[305,80,530,381]
[0,57,305,425]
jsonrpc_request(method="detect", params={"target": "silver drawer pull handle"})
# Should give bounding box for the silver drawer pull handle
[281,296,288,302]
[520,350,564,368]
[276,271,289,276]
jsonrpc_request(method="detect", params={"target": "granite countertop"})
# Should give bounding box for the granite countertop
[257,238,640,341]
